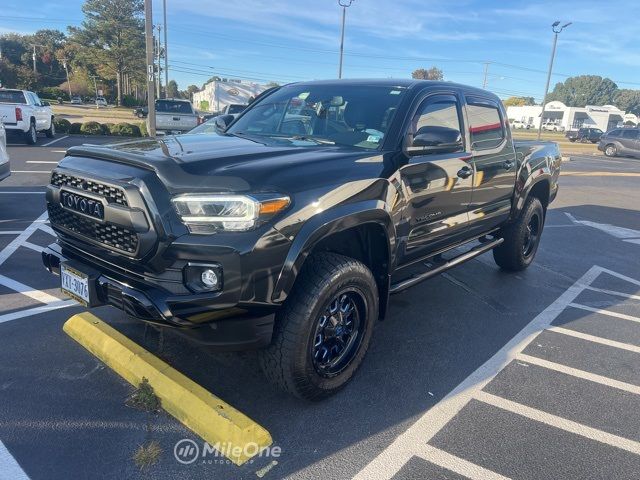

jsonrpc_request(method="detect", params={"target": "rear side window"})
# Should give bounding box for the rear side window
[0,90,27,104]
[608,130,621,137]
[621,130,639,139]
[466,99,505,150]
[156,100,193,114]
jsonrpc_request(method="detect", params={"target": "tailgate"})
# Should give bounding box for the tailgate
[0,105,18,125]
[155,113,197,131]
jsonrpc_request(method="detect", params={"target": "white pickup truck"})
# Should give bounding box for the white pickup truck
[153,99,199,134]
[0,89,55,144]
[0,121,9,181]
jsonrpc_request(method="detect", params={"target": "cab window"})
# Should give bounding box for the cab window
[466,99,505,150]
[621,130,639,139]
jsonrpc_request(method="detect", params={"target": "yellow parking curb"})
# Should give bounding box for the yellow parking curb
[63,313,272,465]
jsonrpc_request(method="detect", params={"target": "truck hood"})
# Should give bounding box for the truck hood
[65,132,386,194]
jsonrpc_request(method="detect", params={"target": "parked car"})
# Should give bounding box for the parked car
[542,121,564,132]
[133,106,148,118]
[0,88,55,144]
[153,98,199,134]
[598,127,640,158]
[71,96,83,105]
[511,120,532,130]
[565,127,603,143]
[42,79,560,399]
[95,96,108,107]
[222,103,247,116]
[0,121,9,181]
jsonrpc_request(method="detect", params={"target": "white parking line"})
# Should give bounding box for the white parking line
[0,299,76,325]
[354,265,604,480]
[548,326,640,354]
[415,444,510,480]
[20,242,43,254]
[569,303,640,324]
[10,171,51,174]
[0,440,29,480]
[476,391,640,455]
[26,161,58,164]
[517,353,640,396]
[583,285,640,301]
[0,231,23,235]
[0,211,48,268]
[41,135,69,147]
[565,212,640,244]
[0,274,60,304]
[0,192,45,195]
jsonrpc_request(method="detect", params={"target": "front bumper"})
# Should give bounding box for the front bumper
[42,244,275,350]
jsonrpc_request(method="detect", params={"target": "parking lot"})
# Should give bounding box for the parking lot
[1,135,640,479]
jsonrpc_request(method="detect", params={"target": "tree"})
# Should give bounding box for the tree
[166,80,179,98]
[503,96,536,107]
[411,67,444,81]
[265,81,281,88]
[69,0,145,106]
[614,89,640,116]
[546,75,618,107]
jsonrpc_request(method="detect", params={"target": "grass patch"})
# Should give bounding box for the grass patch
[126,377,161,412]
[133,441,162,470]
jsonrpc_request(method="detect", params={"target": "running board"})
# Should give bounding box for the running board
[389,238,504,294]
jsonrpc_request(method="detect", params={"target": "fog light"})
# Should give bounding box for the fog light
[201,269,219,289]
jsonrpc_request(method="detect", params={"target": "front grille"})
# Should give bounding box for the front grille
[49,204,138,254]
[51,172,128,206]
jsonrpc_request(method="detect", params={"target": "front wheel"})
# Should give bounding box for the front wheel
[24,122,37,145]
[493,197,545,272]
[604,144,617,157]
[258,252,378,400]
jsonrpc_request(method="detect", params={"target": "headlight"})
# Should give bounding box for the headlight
[172,194,290,232]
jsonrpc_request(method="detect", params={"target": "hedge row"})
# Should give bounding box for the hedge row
[53,118,147,137]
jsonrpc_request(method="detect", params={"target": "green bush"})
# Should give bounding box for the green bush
[121,95,138,108]
[199,100,209,111]
[69,122,83,134]
[39,87,69,102]
[53,118,71,133]
[101,123,114,135]
[80,121,103,135]
[138,121,148,137]
[111,122,141,137]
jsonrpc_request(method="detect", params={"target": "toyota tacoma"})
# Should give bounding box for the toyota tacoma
[42,79,560,400]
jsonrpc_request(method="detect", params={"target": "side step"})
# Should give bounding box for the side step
[389,237,503,294]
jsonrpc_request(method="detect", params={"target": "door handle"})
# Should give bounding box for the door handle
[503,160,515,170]
[457,166,473,179]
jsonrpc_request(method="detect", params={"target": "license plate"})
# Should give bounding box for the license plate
[61,264,90,306]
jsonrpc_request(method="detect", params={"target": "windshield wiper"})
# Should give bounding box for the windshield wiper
[287,135,335,145]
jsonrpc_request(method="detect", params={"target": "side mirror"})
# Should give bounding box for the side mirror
[408,125,463,155]
[215,114,235,131]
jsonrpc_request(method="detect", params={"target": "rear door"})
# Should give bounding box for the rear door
[464,96,517,235]
[619,129,639,154]
[396,92,473,265]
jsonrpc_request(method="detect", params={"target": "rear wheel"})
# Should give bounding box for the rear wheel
[493,197,544,272]
[604,144,617,157]
[258,252,378,400]
[24,121,37,145]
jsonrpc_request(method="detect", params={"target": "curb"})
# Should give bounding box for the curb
[63,313,272,465]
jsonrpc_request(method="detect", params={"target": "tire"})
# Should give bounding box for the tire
[604,144,617,157]
[24,121,37,145]
[45,118,55,138]
[569,138,576,143]
[493,196,545,272]
[258,252,378,400]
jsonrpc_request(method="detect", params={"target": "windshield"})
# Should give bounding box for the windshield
[156,100,193,114]
[189,117,218,134]
[227,84,407,149]
[0,90,27,104]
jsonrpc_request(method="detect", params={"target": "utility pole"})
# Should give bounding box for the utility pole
[90,75,99,107]
[537,21,572,140]
[156,24,162,98]
[482,62,489,89]
[144,0,156,136]
[62,59,72,99]
[163,0,169,97]
[32,45,37,73]
[337,0,355,79]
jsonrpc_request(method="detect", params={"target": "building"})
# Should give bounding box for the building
[192,80,268,113]
[507,101,628,131]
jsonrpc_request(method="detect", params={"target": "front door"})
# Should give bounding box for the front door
[464,96,517,235]
[619,129,639,154]
[396,93,473,265]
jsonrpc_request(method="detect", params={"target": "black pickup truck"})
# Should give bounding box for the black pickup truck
[42,79,561,400]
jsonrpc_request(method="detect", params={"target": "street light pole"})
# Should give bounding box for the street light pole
[144,0,156,136]
[163,0,169,97]
[156,24,162,98]
[62,59,72,99]
[337,0,354,79]
[537,21,572,140]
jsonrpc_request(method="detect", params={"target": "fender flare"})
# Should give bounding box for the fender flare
[271,200,396,304]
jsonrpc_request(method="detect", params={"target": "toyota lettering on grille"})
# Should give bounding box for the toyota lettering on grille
[60,191,104,220]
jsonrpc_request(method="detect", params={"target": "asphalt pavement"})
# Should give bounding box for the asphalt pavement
[1,138,640,479]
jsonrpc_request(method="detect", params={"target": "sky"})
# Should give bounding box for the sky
[1,0,640,102]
